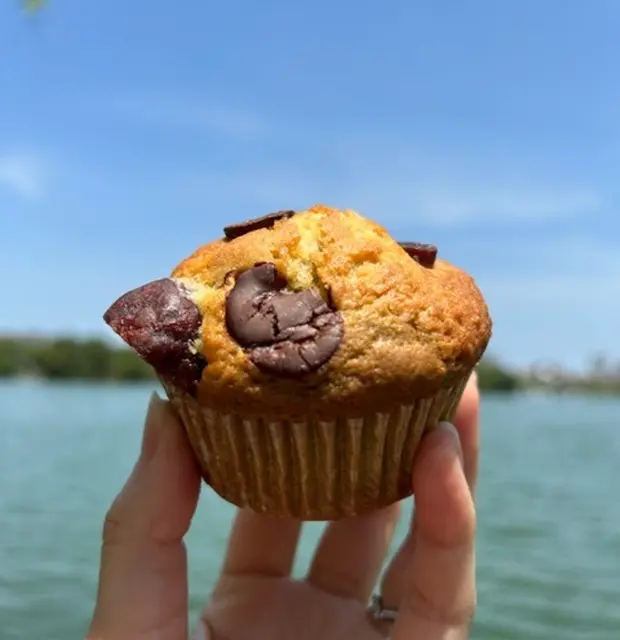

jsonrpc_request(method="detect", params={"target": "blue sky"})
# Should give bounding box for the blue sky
[1,0,618,370]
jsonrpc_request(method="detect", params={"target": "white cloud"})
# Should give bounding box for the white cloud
[331,157,602,225]
[85,91,604,224]
[315,137,604,224]
[30,89,607,228]
[464,238,620,369]
[482,270,618,306]
[476,237,619,307]
[105,93,267,140]
[0,153,44,200]
[171,166,321,211]
[167,163,601,227]
[393,185,599,224]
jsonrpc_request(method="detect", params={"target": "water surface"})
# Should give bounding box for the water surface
[1,382,618,638]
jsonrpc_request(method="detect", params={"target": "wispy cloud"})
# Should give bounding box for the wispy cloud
[336,181,601,226]
[103,93,268,141]
[80,90,604,225]
[476,237,618,307]
[463,236,618,368]
[330,146,603,225]
[171,166,321,211]
[482,269,617,307]
[167,162,602,227]
[0,152,44,200]
[25,89,605,229]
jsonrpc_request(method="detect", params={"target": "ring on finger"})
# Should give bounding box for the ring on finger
[368,594,399,623]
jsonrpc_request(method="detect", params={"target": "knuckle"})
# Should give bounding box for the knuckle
[101,506,126,546]
[405,582,477,627]
[309,565,362,598]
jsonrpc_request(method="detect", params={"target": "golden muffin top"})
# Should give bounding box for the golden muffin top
[104,205,491,417]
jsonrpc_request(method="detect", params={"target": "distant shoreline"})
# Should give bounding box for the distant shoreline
[4,379,619,405]
[1,336,618,396]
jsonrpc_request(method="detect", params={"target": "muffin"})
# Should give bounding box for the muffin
[104,205,491,520]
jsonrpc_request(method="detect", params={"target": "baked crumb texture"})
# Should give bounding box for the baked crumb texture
[169,205,492,417]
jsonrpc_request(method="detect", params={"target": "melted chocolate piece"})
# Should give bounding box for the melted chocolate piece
[225,263,343,376]
[400,242,438,268]
[223,210,296,240]
[103,278,206,393]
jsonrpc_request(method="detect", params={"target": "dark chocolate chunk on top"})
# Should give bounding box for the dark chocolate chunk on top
[225,263,343,377]
[103,278,206,393]
[400,242,438,268]
[223,210,296,240]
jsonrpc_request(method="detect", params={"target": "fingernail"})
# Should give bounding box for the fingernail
[469,370,478,388]
[438,421,463,465]
[191,621,210,640]
[140,392,166,462]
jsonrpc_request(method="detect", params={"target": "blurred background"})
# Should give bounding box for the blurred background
[1,1,618,638]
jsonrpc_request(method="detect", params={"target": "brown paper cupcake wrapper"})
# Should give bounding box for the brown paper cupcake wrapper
[161,374,470,520]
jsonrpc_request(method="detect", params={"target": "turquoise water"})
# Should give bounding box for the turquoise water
[0,381,618,639]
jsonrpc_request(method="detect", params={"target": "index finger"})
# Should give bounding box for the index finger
[452,372,480,492]
[389,423,476,640]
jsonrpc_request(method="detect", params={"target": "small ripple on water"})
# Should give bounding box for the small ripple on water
[477,597,620,640]
[1,386,619,640]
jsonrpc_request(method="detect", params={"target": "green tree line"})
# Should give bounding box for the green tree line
[0,337,155,382]
[476,358,521,392]
[0,336,522,391]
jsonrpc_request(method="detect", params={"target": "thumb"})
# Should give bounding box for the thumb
[390,422,476,640]
[88,393,202,640]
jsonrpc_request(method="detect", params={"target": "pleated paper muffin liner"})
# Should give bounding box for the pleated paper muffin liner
[161,374,470,521]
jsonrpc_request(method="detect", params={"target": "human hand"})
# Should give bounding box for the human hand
[87,373,480,640]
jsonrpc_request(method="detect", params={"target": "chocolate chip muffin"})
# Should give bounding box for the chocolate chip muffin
[104,205,492,520]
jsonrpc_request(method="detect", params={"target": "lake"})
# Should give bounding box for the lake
[0,381,618,639]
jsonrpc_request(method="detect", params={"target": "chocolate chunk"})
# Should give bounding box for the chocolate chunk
[103,278,206,393]
[400,242,438,268]
[223,210,296,240]
[226,263,343,376]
